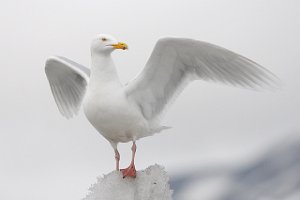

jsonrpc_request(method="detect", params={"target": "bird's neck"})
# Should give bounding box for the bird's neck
[89,53,121,88]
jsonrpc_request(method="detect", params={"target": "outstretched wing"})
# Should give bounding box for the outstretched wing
[45,56,90,118]
[125,38,278,121]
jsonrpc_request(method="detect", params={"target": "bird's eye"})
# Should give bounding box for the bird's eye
[102,38,107,41]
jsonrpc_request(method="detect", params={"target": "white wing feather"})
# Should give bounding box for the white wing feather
[45,56,90,118]
[126,38,279,121]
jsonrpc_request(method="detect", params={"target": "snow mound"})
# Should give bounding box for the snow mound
[83,164,173,200]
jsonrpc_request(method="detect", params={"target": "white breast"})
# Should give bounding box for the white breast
[83,85,150,143]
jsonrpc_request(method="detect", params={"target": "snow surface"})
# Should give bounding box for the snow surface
[83,164,172,200]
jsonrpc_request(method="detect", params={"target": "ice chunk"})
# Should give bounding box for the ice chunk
[84,164,172,200]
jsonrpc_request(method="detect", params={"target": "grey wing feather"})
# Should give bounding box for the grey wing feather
[45,56,90,119]
[126,38,279,122]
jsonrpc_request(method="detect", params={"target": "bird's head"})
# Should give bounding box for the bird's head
[91,34,128,55]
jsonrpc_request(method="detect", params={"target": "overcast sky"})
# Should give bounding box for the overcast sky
[1,0,300,199]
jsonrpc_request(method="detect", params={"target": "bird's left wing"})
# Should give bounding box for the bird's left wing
[125,38,278,122]
[45,56,90,119]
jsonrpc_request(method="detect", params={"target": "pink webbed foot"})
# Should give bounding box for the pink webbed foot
[121,141,137,178]
[120,163,136,178]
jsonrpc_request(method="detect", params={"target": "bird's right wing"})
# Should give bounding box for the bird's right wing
[45,56,90,119]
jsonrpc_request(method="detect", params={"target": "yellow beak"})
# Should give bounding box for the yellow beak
[111,42,128,50]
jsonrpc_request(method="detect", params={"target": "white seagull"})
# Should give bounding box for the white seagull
[45,34,278,178]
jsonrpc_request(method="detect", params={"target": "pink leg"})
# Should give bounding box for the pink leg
[114,149,120,171]
[121,141,137,178]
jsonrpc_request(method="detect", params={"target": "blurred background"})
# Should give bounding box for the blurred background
[0,0,299,199]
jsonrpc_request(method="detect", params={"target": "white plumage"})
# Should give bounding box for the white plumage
[45,56,90,118]
[45,34,278,177]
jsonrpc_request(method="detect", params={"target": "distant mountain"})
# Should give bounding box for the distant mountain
[170,139,300,200]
